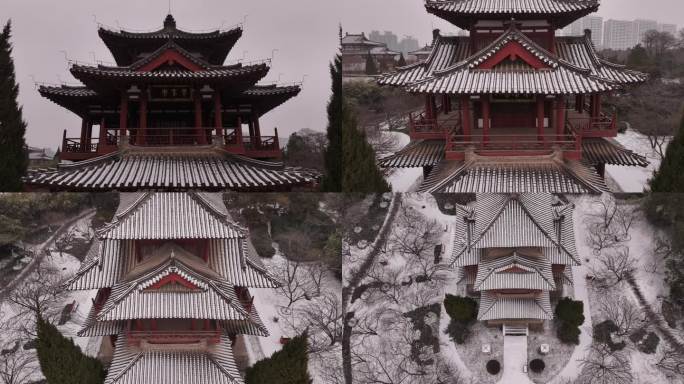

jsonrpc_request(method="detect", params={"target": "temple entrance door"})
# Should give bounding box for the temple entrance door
[149,110,194,146]
[491,101,536,131]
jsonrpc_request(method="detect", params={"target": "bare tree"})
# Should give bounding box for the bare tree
[282,290,342,355]
[579,343,633,384]
[53,226,77,257]
[306,262,327,298]
[596,294,641,337]
[656,347,684,376]
[590,247,637,289]
[273,258,309,308]
[7,258,69,336]
[585,198,635,254]
[0,350,37,384]
[351,315,467,384]
[391,205,445,282]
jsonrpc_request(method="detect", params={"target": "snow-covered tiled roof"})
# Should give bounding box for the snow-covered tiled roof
[98,192,244,240]
[478,291,553,321]
[582,137,649,167]
[95,259,264,329]
[450,194,580,266]
[378,140,445,168]
[425,0,599,15]
[420,157,607,194]
[474,253,555,291]
[379,27,645,94]
[25,149,314,191]
[105,335,243,384]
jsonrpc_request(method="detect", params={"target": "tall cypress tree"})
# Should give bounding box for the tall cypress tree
[342,101,390,193]
[36,317,106,384]
[397,52,407,67]
[321,55,342,192]
[0,20,28,191]
[245,334,312,384]
[650,109,684,192]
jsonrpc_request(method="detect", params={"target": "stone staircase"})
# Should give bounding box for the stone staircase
[503,324,529,336]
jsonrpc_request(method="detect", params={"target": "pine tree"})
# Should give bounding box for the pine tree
[320,55,342,192]
[626,44,650,70]
[342,101,391,193]
[650,109,684,192]
[397,52,407,67]
[364,53,378,75]
[245,334,312,384]
[0,20,28,191]
[36,317,106,384]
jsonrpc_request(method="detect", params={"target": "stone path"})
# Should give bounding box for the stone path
[500,334,534,384]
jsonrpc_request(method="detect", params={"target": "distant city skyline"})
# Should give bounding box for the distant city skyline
[563,16,678,49]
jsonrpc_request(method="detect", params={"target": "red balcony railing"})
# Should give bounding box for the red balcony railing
[446,126,581,160]
[60,127,283,161]
[408,110,461,140]
[567,112,617,137]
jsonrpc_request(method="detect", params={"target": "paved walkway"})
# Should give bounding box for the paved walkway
[500,335,533,384]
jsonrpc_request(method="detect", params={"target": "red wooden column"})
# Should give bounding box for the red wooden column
[537,96,545,141]
[594,94,602,118]
[425,95,434,120]
[589,94,596,119]
[461,95,471,141]
[98,118,106,151]
[556,95,566,140]
[80,118,89,151]
[139,91,148,145]
[482,96,491,144]
[119,93,128,137]
[214,91,223,137]
[236,116,243,145]
[194,89,206,144]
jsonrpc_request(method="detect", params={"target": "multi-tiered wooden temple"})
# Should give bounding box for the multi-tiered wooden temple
[379,0,648,193]
[66,192,278,384]
[26,15,313,191]
[451,194,579,331]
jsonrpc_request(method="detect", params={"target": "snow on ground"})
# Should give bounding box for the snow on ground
[0,212,98,382]
[562,194,682,384]
[249,252,342,384]
[606,129,670,193]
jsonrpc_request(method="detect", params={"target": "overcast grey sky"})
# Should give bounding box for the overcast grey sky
[4,0,342,149]
[341,0,683,47]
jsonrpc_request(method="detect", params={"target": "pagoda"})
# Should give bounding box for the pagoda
[378,0,648,193]
[26,15,314,191]
[66,192,279,383]
[451,194,579,332]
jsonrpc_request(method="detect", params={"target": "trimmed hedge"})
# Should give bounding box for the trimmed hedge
[443,295,478,344]
[555,297,585,345]
[245,334,312,384]
[444,295,478,323]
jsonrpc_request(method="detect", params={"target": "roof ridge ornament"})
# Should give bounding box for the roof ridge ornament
[164,14,176,29]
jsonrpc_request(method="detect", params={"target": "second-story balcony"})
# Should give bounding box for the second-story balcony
[59,127,282,162]
[408,109,462,140]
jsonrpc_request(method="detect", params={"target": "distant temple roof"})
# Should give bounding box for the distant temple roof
[425,0,600,29]
[341,33,385,47]
[25,148,316,191]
